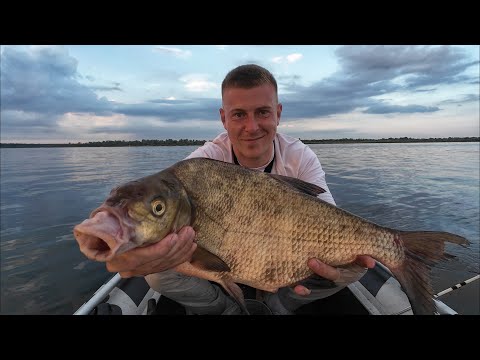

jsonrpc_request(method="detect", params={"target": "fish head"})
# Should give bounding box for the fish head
[73,170,193,262]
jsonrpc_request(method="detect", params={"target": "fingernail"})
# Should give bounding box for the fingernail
[311,258,322,269]
[300,288,311,296]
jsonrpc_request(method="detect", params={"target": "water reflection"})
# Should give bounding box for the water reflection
[1,143,478,314]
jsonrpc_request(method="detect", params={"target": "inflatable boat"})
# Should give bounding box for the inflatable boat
[74,261,475,315]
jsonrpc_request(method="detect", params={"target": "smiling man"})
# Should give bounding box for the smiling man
[105,64,375,315]
[220,81,281,169]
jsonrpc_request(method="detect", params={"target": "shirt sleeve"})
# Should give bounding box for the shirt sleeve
[185,145,209,159]
[298,147,337,206]
[185,142,224,161]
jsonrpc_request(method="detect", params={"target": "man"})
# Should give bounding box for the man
[106,64,375,315]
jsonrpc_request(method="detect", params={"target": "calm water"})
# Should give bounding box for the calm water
[1,143,479,315]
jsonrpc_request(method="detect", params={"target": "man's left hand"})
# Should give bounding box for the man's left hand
[293,255,376,296]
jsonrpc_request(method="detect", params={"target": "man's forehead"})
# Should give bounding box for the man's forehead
[222,85,277,108]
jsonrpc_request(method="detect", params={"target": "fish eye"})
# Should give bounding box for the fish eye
[152,200,165,216]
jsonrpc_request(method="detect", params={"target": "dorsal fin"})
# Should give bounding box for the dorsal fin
[269,174,326,197]
[191,246,231,272]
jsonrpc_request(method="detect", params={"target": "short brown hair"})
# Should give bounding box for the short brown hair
[221,64,278,100]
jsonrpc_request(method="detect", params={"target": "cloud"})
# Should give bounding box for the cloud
[1,46,113,116]
[215,45,229,50]
[335,45,478,88]
[179,74,218,92]
[1,45,477,142]
[114,98,220,121]
[363,104,440,114]
[153,46,192,59]
[438,94,479,105]
[279,45,478,119]
[89,84,123,92]
[1,110,59,129]
[272,53,303,64]
[60,115,224,142]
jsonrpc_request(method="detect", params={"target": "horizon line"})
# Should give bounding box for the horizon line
[1,136,479,147]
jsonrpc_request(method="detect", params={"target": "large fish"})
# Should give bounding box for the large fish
[73,158,469,315]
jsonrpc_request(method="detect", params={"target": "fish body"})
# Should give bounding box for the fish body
[74,158,469,314]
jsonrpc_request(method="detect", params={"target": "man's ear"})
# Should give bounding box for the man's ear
[277,103,283,125]
[220,108,227,129]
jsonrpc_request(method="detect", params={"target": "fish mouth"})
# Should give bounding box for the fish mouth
[73,207,136,262]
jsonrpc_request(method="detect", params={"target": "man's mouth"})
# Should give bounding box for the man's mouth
[242,135,265,142]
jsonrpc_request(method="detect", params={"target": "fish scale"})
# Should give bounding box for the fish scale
[175,159,402,286]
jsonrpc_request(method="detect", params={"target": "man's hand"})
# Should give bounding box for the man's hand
[106,226,197,278]
[293,255,376,296]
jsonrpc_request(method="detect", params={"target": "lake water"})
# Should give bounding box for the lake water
[1,143,479,315]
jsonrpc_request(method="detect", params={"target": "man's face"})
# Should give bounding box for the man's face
[220,84,282,166]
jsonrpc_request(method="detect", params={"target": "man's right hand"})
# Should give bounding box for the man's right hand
[106,226,197,278]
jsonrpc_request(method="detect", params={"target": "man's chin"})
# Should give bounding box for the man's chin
[243,143,264,153]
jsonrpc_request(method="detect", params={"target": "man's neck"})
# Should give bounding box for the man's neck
[233,144,274,169]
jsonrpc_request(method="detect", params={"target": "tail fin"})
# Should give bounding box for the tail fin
[390,231,469,315]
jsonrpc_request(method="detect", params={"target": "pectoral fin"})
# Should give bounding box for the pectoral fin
[191,246,231,272]
[219,278,249,315]
[180,247,249,314]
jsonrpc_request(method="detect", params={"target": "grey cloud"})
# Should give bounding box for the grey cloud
[0,110,60,129]
[277,74,303,89]
[279,45,476,119]
[89,85,123,92]
[1,46,114,116]
[148,99,198,104]
[281,128,362,140]
[438,94,479,105]
[0,111,64,142]
[1,45,477,142]
[82,119,224,141]
[114,98,220,121]
[277,74,302,82]
[363,104,440,114]
[336,45,478,88]
[414,88,436,93]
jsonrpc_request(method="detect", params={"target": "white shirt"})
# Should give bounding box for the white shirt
[186,132,336,206]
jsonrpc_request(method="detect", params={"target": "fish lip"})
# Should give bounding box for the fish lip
[74,206,137,262]
[90,205,138,243]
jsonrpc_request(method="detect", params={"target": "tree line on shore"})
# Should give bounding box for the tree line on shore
[1,137,479,148]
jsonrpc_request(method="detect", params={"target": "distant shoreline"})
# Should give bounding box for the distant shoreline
[1,137,479,148]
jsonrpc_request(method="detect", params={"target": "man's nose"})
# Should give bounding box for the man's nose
[244,114,259,132]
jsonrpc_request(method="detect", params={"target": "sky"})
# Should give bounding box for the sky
[1,45,479,143]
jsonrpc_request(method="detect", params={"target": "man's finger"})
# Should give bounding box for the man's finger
[119,271,134,278]
[164,227,195,258]
[356,255,376,269]
[173,240,197,263]
[131,240,198,276]
[107,234,177,273]
[293,284,311,296]
[307,258,340,281]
